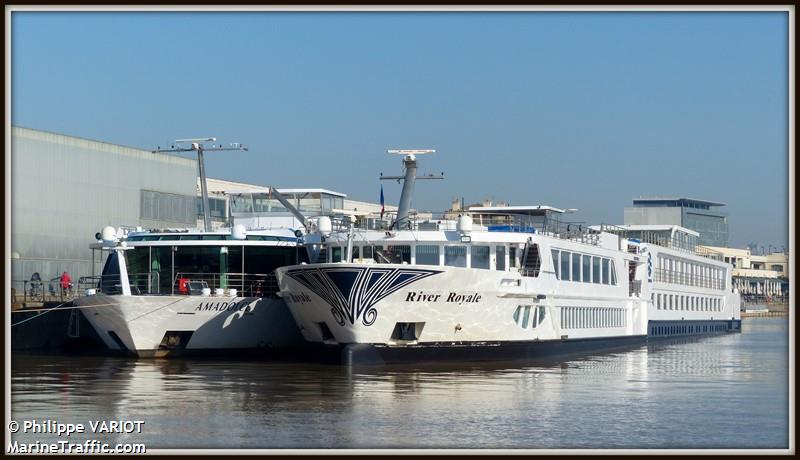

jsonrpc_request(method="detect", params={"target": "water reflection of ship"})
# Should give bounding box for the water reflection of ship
[645,335,745,378]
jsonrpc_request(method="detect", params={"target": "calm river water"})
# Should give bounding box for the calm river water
[9,317,789,450]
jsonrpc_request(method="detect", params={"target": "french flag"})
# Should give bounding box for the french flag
[380,184,385,219]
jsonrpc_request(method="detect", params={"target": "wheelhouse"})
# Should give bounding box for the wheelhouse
[89,230,308,297]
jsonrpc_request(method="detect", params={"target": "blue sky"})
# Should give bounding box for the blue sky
[11,11,789,249]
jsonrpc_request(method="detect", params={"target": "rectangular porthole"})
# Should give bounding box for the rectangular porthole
[158,331,194,350]
[391,322,424,341]
[318,322,335,342]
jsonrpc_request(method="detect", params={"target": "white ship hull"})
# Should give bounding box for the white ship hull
[277,262,650,363]
[75,294,303,357]
[277,243,741,364]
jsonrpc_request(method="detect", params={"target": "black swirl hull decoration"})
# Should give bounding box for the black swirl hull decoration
[285,267,442,327]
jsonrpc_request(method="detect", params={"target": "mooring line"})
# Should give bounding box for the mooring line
[124,296,186,324]
[10,302,118,327]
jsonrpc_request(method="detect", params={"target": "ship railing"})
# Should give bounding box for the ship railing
[597,225,699,253]
[651,268,725,290]
[327,211,602,246]
[11,279,48,305]
[172,272,278,297]
[77,273,158,296]
[326,211,464,232]
[75,272,279,297]
[11,278,83,308]
[11,279,41,305]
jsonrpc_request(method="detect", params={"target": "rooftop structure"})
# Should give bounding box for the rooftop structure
[468,205,567,215]
[631,197,726,209]
[199,177,395,230]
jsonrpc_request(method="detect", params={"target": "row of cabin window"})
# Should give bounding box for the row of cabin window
[551,249,618,285]
[513,305,546,329]
[652,324,727,336]
[560,306,626,329]
[654,255,726,291]
[329,244,521,270]
[652,293,723,312]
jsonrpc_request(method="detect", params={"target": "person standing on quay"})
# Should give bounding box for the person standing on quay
[60,271,73,297]
[29,272,42,297]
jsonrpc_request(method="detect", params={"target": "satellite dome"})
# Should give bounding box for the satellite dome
[101,226,116,242]
[231,224,247,240]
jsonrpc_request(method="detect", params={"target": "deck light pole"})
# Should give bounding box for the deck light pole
[154,138,248,232]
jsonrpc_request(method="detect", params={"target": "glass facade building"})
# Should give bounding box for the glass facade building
[624,198,729,247]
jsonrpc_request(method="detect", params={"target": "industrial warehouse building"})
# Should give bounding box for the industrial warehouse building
[10,126,394,293]
[11,127,199,288]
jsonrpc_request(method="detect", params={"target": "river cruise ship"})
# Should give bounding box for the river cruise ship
[73,135,338,358]
[74,224,312,357]
[276,151,741,365]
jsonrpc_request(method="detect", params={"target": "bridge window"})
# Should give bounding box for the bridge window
[496,246,506,271]
[387,245,411,264]
[471,246,491,270]
[361,245,373,260]
[601,258,610,284]
[415,245,440,266]
[444,246,467,268]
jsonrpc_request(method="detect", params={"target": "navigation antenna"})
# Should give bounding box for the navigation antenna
[380,149,444,230]
[153,138,248,232]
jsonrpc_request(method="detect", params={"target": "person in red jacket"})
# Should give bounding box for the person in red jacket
[60,271,73,295]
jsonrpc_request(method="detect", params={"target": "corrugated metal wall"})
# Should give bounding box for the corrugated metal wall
[11,126,198,286]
